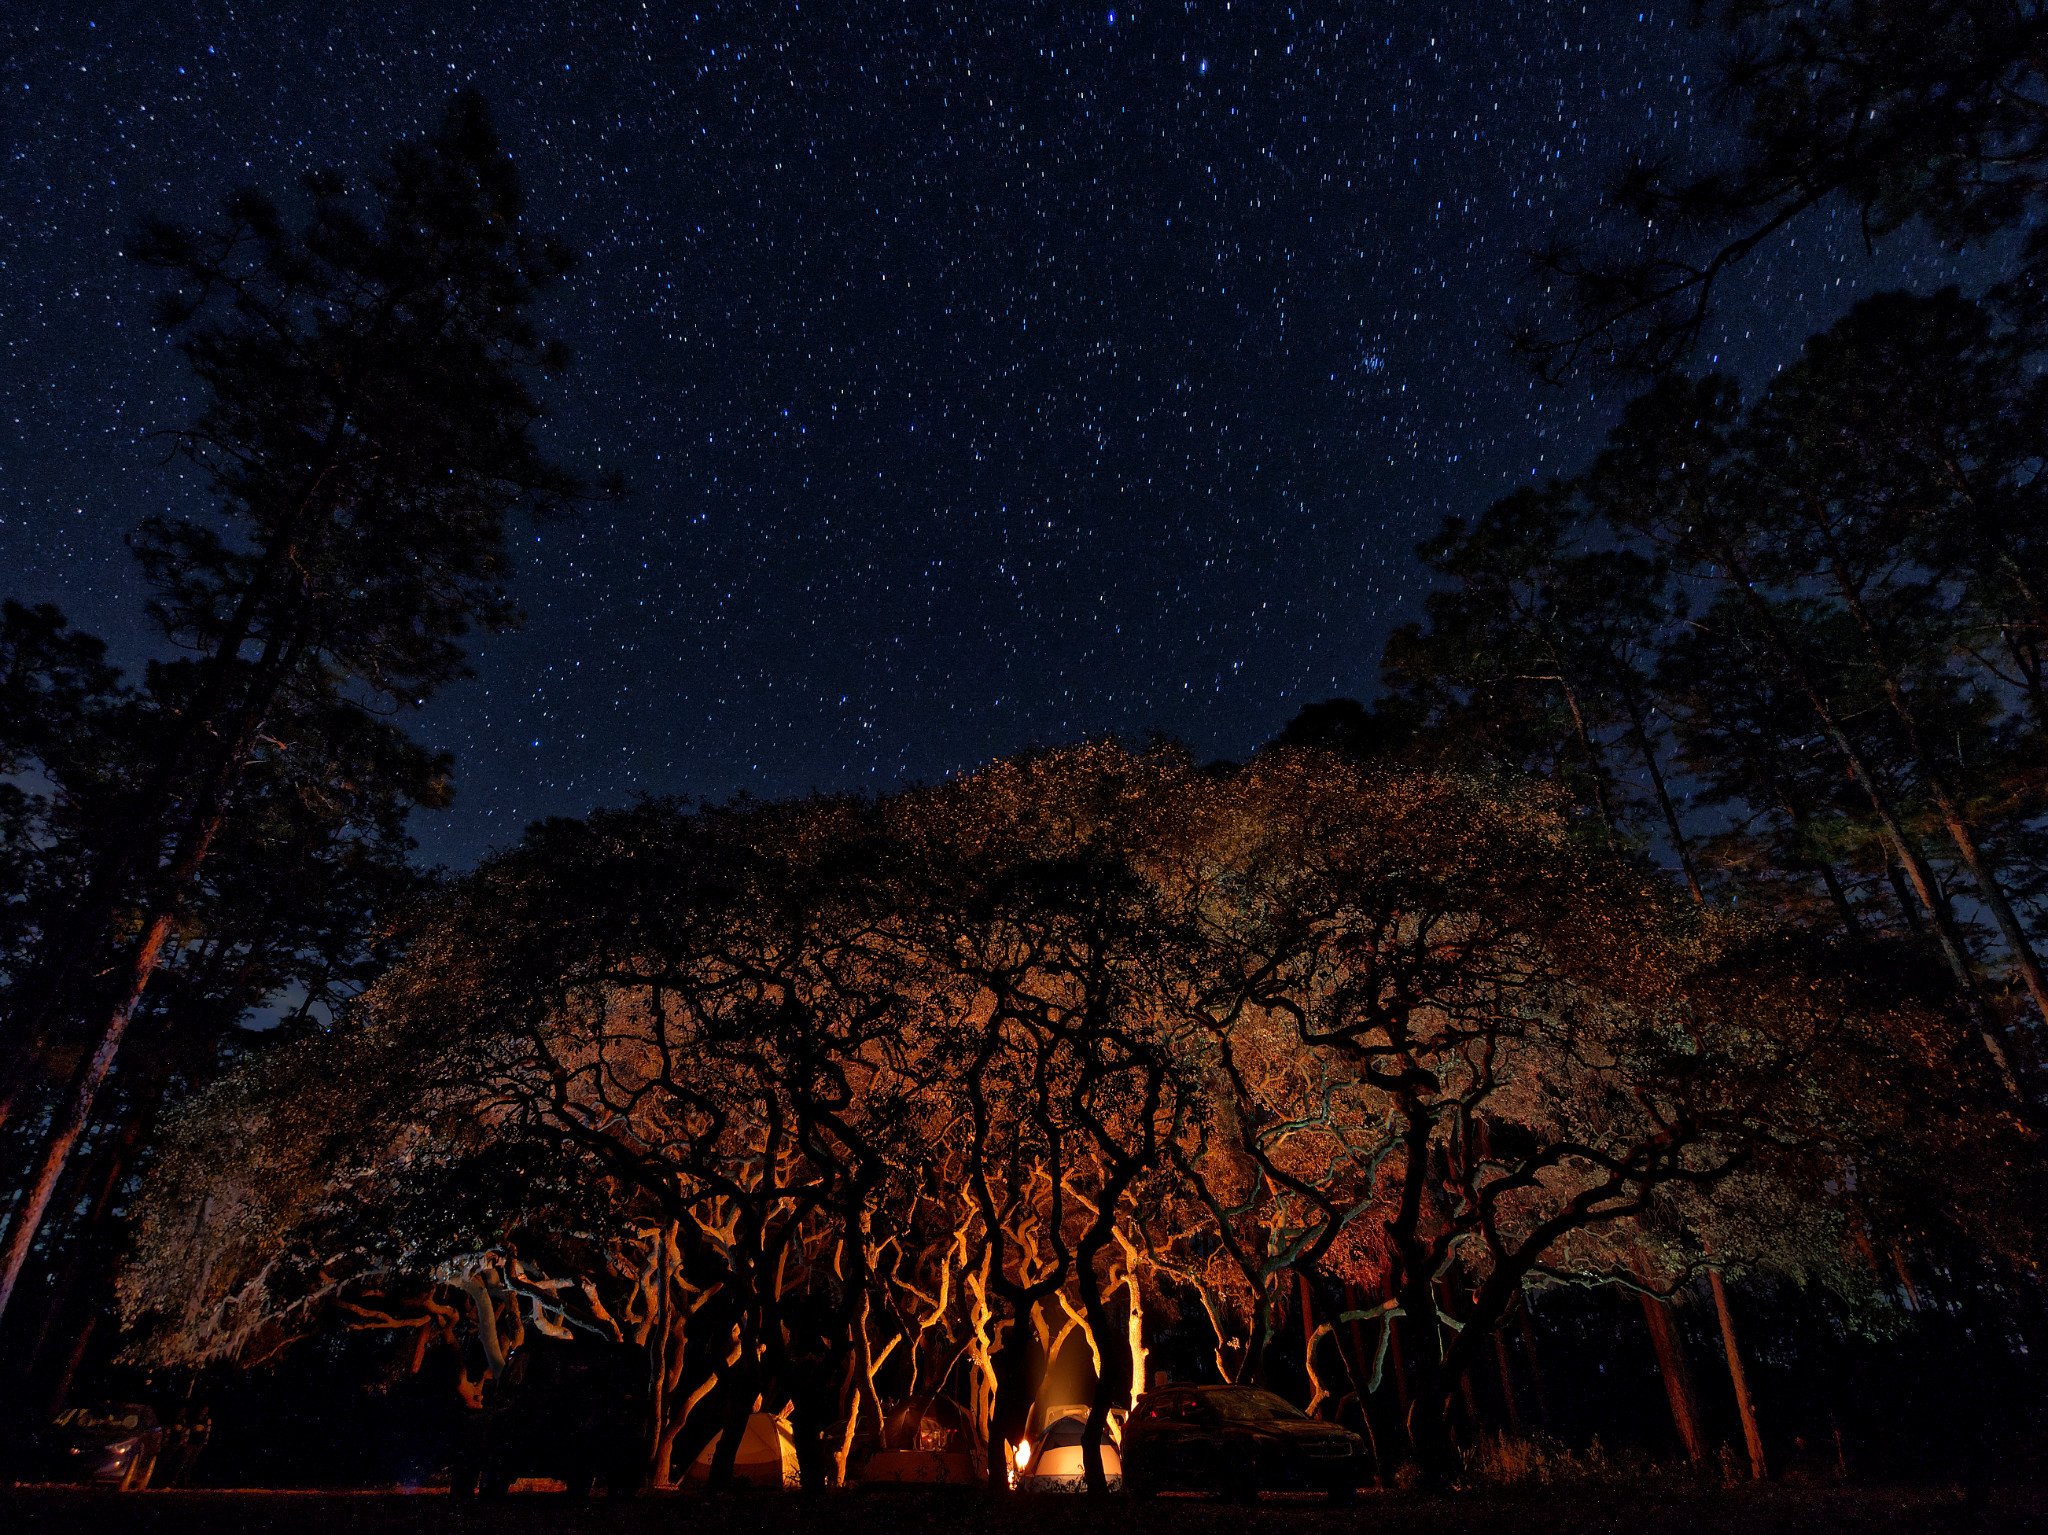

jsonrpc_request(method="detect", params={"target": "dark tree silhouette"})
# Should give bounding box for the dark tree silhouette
[1398,287,2048,1102]
[1523,1,2048,377]
[0,94,580,1325]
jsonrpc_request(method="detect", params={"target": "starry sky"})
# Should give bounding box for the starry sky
[1,3,1975,866]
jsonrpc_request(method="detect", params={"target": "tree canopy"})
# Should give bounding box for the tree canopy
[122,743,2012,1488]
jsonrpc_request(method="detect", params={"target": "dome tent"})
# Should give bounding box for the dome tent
[1015,1404,1122,1490]
[685,1411,800,1488]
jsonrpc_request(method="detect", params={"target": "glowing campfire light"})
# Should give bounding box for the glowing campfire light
[1014,1438,1032,1471]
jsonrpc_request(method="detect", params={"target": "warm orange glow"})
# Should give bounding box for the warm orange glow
[1014,1438,1032,1470]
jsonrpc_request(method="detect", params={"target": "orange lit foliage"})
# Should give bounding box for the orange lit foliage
[122,742,2007,1486]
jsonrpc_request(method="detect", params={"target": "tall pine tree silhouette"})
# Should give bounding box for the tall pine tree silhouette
[0,94,579,1323]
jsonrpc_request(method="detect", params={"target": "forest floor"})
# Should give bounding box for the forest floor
[3,1483,2047,1534]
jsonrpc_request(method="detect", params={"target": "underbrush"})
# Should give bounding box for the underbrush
[1463,1431,1672,1487]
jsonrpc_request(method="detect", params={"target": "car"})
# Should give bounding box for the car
[1012,1403,1121,1490]
[1119,1384,1364,1502]
[26,1403,166,1490]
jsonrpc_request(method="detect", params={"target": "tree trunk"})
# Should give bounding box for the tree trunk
[850,1282,887,1455]
[1399,1286,1463,1489]
[0,623,298,1328]
[1829,562,2048,1030]
[1549,658,1622,846]
[1810,848,1865,940]
[648,1226,670,1485]
[1492,1329,1522,1438]
[0,907,172,1323]
[707,1361,754,1487]
[1517,1306,1550,1425]
[1639,1292,1707,1466]
[827,1352,862,1489]
[14,1079,156,1400]
[1757,751,1864,939]
[2002,628,2048,738]
[662,1366,722,1487]
[1114,1233,1148,1411]
[1709,1270,1766,1480]
[1886,859,1927,936]
[1620,684,1703,901]
[1387,1311,1411,1418]
[1717,551,2023,1096]
[985,1303,1034,1486]
[1406,1378,1463,1490]
[0,491,326,1126]
[1076,1230,1130,1497]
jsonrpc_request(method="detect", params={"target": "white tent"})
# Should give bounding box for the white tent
[685,1412,801,1488]
[1016,1404,1121,1488]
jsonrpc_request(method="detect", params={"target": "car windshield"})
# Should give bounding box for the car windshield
[55,1407,143,1432]
[1206,1389,1309,1422]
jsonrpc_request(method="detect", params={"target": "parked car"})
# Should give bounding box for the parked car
[1119,1384,1363,1501]
[1013,1403,1120,1490]
[23,1403,166,1489]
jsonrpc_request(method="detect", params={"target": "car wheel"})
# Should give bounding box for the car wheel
[1324,1478,1356,1505]
[123,1452,158,1492]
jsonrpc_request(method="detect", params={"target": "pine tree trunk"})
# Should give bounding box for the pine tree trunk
[2003,630,2048,738]
[1548,657,1622,846]
[1709,1270,1766,1480]
[1828,563,2048,1030]
[1810,849,1865,940]
[0,619,299,1328]
[15,1079,155,1398]
[0,500,323,1126]
[1885,859,1927,935]
[0,904,174,1323]
[1639,1292,1707,1465]
[1620,684,1703,901]
[1755,748,1865,939]
[1715,546,2023,1096]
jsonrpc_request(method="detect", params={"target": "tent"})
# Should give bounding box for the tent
[852,1398,985,1485]
[685,1412,801,1488]
[1015,1404,1121,1488]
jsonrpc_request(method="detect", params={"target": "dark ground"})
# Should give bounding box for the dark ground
[3,1484,2046,1535]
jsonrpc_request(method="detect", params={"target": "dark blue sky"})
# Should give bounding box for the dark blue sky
[0,3,1973,865]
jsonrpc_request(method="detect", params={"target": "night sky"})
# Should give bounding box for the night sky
[1,3,1974,867]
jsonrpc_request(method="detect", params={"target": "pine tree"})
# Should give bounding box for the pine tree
[0,94,579,1324]
[1524,0,2048,376]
